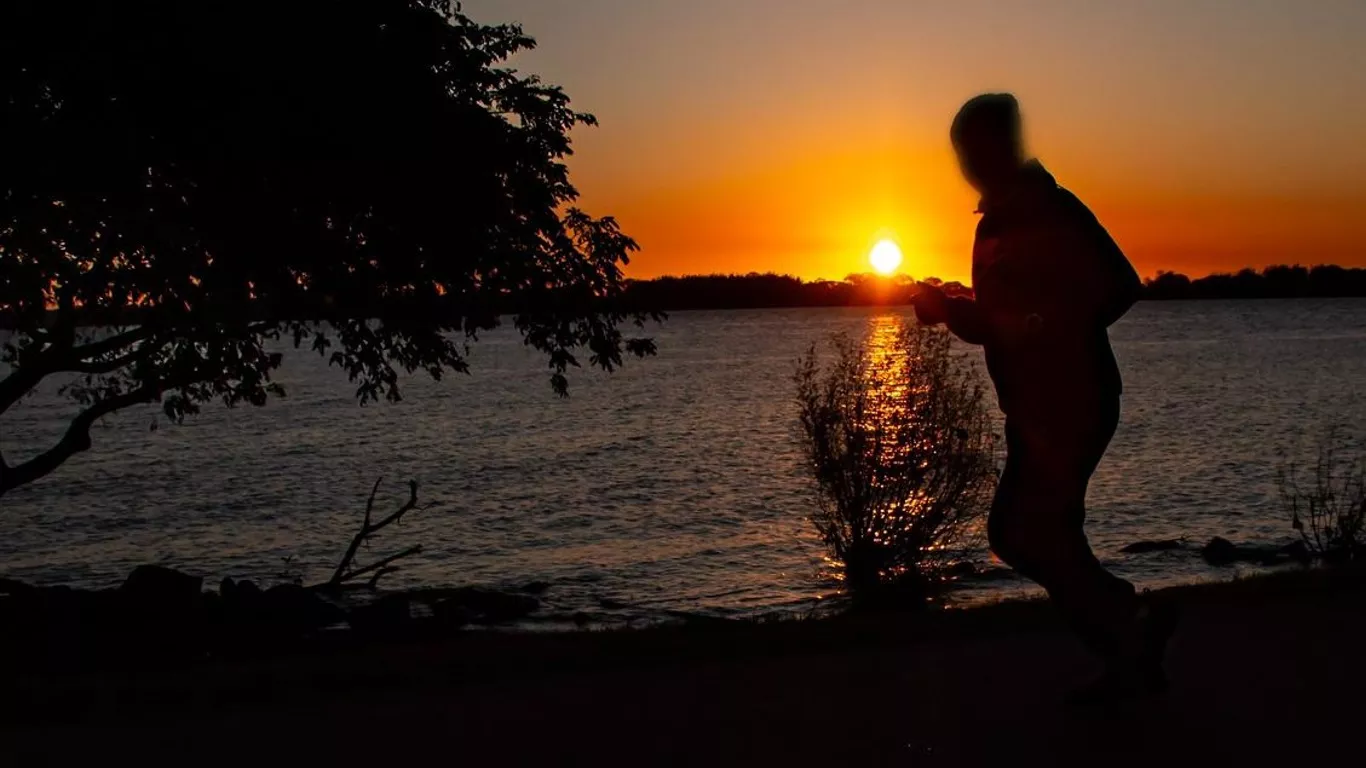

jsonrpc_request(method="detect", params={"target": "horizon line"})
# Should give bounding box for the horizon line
[627,263,1361,284]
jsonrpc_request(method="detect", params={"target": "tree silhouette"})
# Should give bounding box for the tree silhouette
[621,273,964,311]
[616,265,1366,311]
[1143,264,1366,300]
[0,0,656,496]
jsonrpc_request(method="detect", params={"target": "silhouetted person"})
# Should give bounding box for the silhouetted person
[913,93,1175,701]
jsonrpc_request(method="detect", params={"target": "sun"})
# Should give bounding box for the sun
[869,239,903,276]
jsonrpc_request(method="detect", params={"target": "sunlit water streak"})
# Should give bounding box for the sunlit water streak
[2,300,1365,623]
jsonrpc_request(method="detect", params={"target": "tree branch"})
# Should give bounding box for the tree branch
[62,322,275,376]
[0,327,161,416]
[0,384,162,496]
[371,481,421,530]
[330,477,384,585]
[326,478,426,588]
[0,365,46,416]
[68,326,157,363]
[64,342,160,375]
[335,545,423,587]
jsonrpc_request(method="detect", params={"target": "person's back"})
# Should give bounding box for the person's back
[969,159,1138,424]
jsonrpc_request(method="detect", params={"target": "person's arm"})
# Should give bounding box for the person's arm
[913,284,989,345]
[944,296,990,345]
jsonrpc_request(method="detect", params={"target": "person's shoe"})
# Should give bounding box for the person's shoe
[1067,599,1180,709]
[1135,597,1181,692]
[1065,667,1149,708]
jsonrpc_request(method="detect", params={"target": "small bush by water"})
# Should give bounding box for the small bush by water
[1280,433,1366,562]
[795,318,997,606]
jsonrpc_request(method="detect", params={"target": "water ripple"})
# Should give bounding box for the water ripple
[2,300,1365,617]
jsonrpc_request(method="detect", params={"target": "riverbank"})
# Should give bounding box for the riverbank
[4,566,1363,766]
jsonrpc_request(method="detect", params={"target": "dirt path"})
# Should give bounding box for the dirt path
[6,574,1364,766]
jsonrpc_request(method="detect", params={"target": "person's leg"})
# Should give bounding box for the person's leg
[988,408,1137,660]
[1049,401,1138,659]
[986,423,1051,583]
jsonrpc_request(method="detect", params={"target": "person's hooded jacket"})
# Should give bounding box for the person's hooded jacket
[943,161,1141,423]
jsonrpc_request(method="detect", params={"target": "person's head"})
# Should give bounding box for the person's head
[951,93,1024,194]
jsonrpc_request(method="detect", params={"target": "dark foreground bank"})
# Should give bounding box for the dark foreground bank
[4,568,1364,767]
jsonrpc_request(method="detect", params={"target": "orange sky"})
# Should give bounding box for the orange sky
[465,0,1366,284]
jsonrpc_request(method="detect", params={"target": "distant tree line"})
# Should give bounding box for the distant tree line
[622,273,970,312]
[621,265,1366,311]
[1142,265,1366,300]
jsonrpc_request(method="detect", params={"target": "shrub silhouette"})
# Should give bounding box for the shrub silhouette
[795,318,997,605]
[1280,433,1366,562]
[0,0,656,496]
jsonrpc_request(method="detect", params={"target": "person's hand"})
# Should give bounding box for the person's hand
[912,282,949,326]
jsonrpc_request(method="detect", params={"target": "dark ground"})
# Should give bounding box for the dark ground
[4,569,1364,767]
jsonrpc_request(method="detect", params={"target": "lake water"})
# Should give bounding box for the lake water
[3,300,1365,623]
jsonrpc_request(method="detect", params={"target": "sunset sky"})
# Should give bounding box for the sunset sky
[463,0,1366,283]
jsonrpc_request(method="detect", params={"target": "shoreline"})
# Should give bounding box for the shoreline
[5,565,1360,705]
[0,531,1307,630]
[6,566,1363,765]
